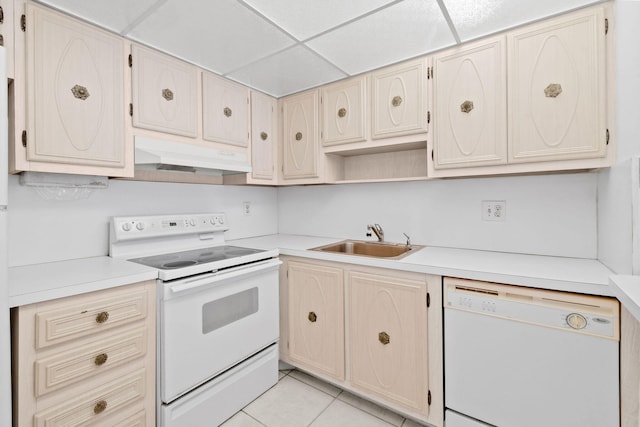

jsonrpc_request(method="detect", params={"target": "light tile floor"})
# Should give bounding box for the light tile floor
[221,369,427,427]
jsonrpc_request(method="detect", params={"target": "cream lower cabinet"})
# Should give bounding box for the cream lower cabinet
[281,257,443,427]
[12,280,156,427]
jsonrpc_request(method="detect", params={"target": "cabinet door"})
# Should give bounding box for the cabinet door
[288,261,344,381]
[508,7,607,163]
[131,45,198,137]
[251,91,276,181]
[434,36,507,169]
[26,4,125,168]
[282,90,319,180]
[321,76,366,146]
[372,58,428,139]
[203,72,249,147]
[348,271,429,414]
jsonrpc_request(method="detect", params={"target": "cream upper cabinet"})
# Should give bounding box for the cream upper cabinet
[282,89,320,180]
[508,6,607,163]
[321,76,366,146]
[348,270,430,415]
[202,72,250,147]
[287,261,345,381]
[371,58,429,139]
[434,36,507,169]
[131,44,198,138]
[250,91,277,182]
[25,3,126,171]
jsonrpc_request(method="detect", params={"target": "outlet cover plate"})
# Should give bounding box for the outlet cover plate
[482,200,506,221]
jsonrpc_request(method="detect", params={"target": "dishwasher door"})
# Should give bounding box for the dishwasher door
[444,278,619,427]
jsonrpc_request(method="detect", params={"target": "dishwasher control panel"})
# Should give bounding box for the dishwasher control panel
[444,277,619,340]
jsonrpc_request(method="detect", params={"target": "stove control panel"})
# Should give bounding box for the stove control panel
[111,213,228,242]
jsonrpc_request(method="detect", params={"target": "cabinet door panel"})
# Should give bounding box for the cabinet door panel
[348,271,428,414]
[372,58,428,139]
[203,72,249,147]
[27,4,125,167]
[508,7,606,163]
[288,262,344,380]
[251,91,276,180]
[283,90,319,179]
[322,76,366,146]
[131,45,198,137]
[435,37,507,168]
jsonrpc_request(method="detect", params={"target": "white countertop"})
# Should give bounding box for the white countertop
[610,275,640,321]
[8,256,158,307]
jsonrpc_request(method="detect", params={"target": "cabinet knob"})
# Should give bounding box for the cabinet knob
[260,131,268,141]
[378,331,390,345]
[93,400,107,414]
[94,353,108,366]
[308,311,317,322]
[224,107,233,117]
[544,83,562,98]
[71,85,90,101]
[460,100,474,113]
[295,132,303,141]
[391,96,403,107]
[162,88,174,101]
[337,107,347,118]
[95,311,109,324]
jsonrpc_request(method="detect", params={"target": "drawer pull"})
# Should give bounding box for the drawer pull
[378,331,390,345]
[94,353,108,366]
[93,400,107,414]
[95,311,109,324]
[308,311,317,322]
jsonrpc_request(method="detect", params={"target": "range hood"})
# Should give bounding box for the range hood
[134,137,251,176]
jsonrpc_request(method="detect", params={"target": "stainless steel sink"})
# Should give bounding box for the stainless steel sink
[311,240,423,259]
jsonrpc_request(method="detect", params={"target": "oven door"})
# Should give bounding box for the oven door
[160,258,281,403]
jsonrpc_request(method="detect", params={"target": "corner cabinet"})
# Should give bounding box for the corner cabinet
[202,72,250,147]
[281,89,321,182]
[280,257,443,427]
[14,3,131,176]
[12,280,156,427]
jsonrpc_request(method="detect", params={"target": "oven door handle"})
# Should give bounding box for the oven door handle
[168,259,282,294]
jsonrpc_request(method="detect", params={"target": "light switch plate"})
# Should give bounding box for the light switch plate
[482,200,506,221]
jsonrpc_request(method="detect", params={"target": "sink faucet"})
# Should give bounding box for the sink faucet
[367,224,384,242]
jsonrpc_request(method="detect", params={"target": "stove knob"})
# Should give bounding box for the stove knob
[121,222,132,232]
[217,217,224,225]
[136,222,145,231]
[210,218,216,225]
[189,219,196,226]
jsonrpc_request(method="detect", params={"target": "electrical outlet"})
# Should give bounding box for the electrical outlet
[243,201,251,215]
[481,200,506,221]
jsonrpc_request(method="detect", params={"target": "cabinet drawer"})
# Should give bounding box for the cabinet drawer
[35,287,148,349]
[35,327,148,397]
[113,410,146,427]
[33,368,147,427]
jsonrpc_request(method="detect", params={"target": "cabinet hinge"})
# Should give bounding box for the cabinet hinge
[606,128,609,145]
[0,35,4,47]
[129,103,133,117]
[428,390,432,406]
[21,130,27,148]
[0,6,4,24]
[128,54,133,67]
[427,111,431,124]
[431,149,434,161]
[605,18,609,35]
[426,292,430,307]
[20,14,25,32]
[427,66,433,79]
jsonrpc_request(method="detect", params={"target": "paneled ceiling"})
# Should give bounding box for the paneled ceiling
[35,0,603,98]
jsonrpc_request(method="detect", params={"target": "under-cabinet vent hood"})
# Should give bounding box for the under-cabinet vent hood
[134,137,251,176]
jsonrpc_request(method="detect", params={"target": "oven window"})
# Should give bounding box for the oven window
[202,287,259,334]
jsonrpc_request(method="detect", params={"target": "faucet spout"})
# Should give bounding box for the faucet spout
[367,223,384,242]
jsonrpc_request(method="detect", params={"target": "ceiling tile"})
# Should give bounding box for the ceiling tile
[34,0,160,33]
[126,0,296,75]
[227,46,347,97]
[242,0,396,41]
[307,0,455,76]
[444,0,603,41]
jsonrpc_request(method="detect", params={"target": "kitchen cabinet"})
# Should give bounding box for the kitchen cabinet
[280,256,443,427]
[250,91,277,182]
[348,271,430,414]
[371,57,429,139]
[434,36,507,169]
[1,0,14,79]
[12,3,130,176]
[508,6,607,163]
[12,280,156,426]
[131,44,198,138]
[202,71,249,147]
[321,75,367,146]
[281,89,322,182]
[621,306,640,427]
[287,261,345,381]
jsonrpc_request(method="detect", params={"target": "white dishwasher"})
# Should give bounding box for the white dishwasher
[444,277,620,427]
